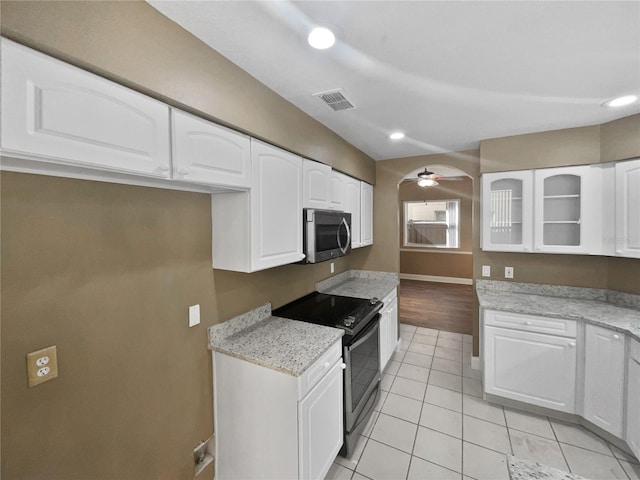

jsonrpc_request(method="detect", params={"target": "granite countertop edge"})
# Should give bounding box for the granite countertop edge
[208,304,344,377]
[477,287,640,342]
[316,270,400,300]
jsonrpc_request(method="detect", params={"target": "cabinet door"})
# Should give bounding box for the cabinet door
[627,341,640,460]
[484,326,576,413]
[171,110,251,188]
[615,159,640,258]
[303,160,331,209]
[251,140,304,270]
[345,177,362,248]
[533,166,601,254]
[298,360,344,480]
[379,309,390,372]
[583,325,625,436]
[387,297,399,357]
[361,182,374,246]
[481,171,533,252]
[1,39,171,178]
[330,171,348,211]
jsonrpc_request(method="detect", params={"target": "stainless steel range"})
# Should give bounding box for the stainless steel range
[273,292,383,457]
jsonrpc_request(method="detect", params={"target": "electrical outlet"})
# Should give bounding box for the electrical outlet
[189,304,201,327]
[482,265,491,277]
[27,346,58,387]
[505,266,514,279]
[330,262,335,274]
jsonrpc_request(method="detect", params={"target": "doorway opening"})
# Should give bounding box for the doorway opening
[397,165,473,334]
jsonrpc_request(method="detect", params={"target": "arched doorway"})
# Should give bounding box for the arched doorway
[397,164,474,335]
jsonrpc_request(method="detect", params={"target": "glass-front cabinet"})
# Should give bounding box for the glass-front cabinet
[481,165,603,255]
[533,166,600,254]
[482,171,533,252]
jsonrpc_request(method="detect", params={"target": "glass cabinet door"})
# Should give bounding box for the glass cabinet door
[482,171,533,251]
[533,165,597,253]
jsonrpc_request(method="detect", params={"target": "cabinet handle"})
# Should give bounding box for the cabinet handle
[298,254,306,260]
[523,247,530,251]
[568,342,576,348]
[616,250,622,254]
[340,363,347,370]
[613,334,620,340]
[178,169,190,176]
[158,164,170,172]
[535,247,542,251]
[525,321,532,326]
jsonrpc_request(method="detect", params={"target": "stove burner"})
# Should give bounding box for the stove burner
[273,292,383,338]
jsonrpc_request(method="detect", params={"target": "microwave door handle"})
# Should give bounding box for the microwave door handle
[337,217,351,254]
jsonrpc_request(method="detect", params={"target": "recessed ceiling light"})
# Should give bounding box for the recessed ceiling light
[602,95,638,108]
[389,132,405,140]
[308,27,335,49]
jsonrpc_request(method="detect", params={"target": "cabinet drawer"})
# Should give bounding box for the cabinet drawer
[298,341,342,399]
[630,338,640,363]
[484,309,576,337]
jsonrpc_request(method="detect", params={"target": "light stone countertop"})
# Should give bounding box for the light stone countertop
[208,303,344,377]
[317,270,399,300]
[508,456,588,480]
[476,281,640,342]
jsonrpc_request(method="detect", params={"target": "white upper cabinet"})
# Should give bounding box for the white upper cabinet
[482,171,533,252]
[211,139,303,272]
[481,165,603,254]
[1,38,171,178]
[583,324,626,437]
[345,176,362,248]
[360,182,374,246]
[330,170,348,211]
[533,165,601,254]
[615,158,640,258]
[303,160,331,209]
[171,109,251,188]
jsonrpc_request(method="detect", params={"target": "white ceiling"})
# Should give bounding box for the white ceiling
[148,1,640,161]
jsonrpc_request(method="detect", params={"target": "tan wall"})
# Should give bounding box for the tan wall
[480,125,601,173]
[600,114,640,163]
[359,150,481,275]
[0,2,375,479]
[398,178,473,279]
[0,172,368,479]
[0,0,375,184]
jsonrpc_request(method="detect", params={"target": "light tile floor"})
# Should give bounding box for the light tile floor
[325,324,640,480]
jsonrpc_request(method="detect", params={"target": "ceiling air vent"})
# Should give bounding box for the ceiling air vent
[313,89,356,111]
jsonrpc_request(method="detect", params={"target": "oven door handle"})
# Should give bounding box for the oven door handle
[349,315,379,350]
[336,217,351,255]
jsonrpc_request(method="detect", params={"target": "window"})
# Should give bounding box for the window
[403,200,460,248]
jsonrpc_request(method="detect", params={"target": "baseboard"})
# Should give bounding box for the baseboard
[399,273,473,285]
[471,356,480,370]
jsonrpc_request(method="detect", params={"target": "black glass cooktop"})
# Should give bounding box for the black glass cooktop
[273,292,382,337]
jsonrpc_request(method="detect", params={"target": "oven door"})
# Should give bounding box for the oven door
[343,314,380,431]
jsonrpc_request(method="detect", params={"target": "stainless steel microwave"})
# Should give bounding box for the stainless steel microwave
[301,209,351,264]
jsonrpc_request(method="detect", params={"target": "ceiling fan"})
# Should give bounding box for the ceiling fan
[404,168,465,187]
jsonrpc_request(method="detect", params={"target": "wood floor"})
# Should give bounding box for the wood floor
[398,279,473,335]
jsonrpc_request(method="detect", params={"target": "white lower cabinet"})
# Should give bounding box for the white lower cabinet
[379,289,399,372]
[213,341,344,480]
[627,339,640,460]
[583,324,625,437]
[211,139,304,272]
[483,311,577,413]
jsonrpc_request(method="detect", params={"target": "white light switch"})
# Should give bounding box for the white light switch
[482,265,491,277]
[189,304,201,327]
